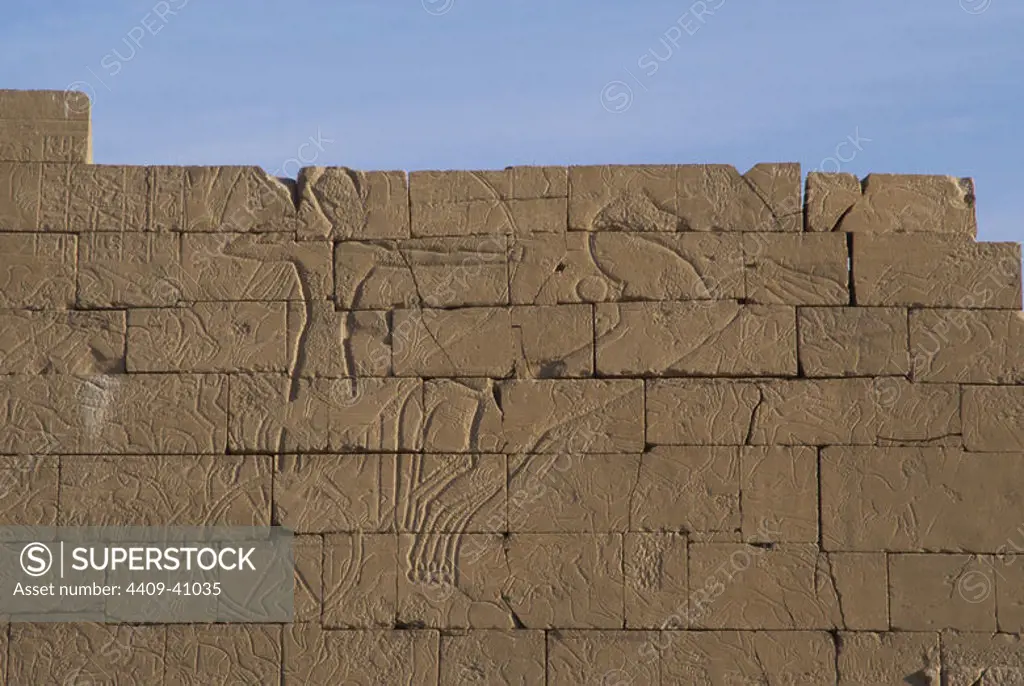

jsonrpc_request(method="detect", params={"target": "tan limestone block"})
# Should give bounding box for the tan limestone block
[330,378,423,453]
[799,306,910,377]
[631,446,740,533]
[889,554,996,630]
[874,378,961,446]
[8,624,164,685]
[853,234,1022,308]
[441,630,546,685]
[688,543,842,629]
[397,453,506,533]
[508,453,637,532]
[499,379,644,453]
[283,625,438,684]
[595,301,797,377]
[335,236,509,309]
[804,171,861,232]
[838,173,977,236]
[625,532,688,629]
[0,234,76,308]
[547,631,659,685]
[39,164,147,232]
[0,455,58,525]
[0,89,90,162]
[0,310,125,374]
[422,378,505,453]
[645,379,762,445]
[661,631,837,684]
[0,162,43,230]
[322,533,397,628]
[995,556,1024,631]
[77,232,182,307]
[942,631,1024,685]
[411,167,566,204]
[173,166,296,232]
[296,303,391,377]
[912,309,1024,384]
[836,632,940,686]
[511,304,593,378]
[275,454,396,532]
[504,533,623,628]
[392,307,514,377]
[829,553,889,630]
[292,535,322,622]
[822,447,1024,553]
[127,302,287,373]
[413,190,565,237]
[59,455,270,526]
[964,386,1024,452]
[744,233,850,305]
[163,625,281,684]
[750,379,877,445]
[741,446,818,543]
[298,167,409,239]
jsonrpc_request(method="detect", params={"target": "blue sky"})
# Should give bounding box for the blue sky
[1,1,1021,243]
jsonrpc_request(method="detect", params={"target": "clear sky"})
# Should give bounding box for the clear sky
[1,1,1021,243]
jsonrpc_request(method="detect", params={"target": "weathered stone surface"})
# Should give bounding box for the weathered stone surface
[499,379,644,453]
[275,454,396,532]
[292,535,322,622]
[836,631,940,686]
[741,446,818,543]
[799,306,910,377]
[59,454,270,526]
[509,231,745,304]
[412,168,567,204]
[508,453,637,532]
[0,162,43,230]
[744,233,849,305]
[392,307,514,377]
[164,625,281,684]
[335,236,508,309]
[688,543,842,629]
[511,304,593,377]
[441,630,546,685]
[624,532,688,629]
[631,446,739,533]
[660,631,837,684]
[829,553,889,631]
[964,386,1024,452]
[942,632,1024,685]
[569,163,801,232]
[853,234,1022,308]
[127,302,287,372]
[0,89,90,163]
[804,171,861,232]
[322,533,397,628]
[822,447,1024,552]
[547,630,658,685]
[283,625,438,684]
[298,167,409,239]
[874,378,961,446]
[0,373,227,455]
[0,309,124,374]
[397,453,505,533]
[422,378,505,453]
[0,234,76,307]
[836,173,978,236]
[297,303,391,377]
[912,309,1024,384]
[162,165,297,232]
[995,556,1024,632]
[8,624,164,685]
[0,455,58,525]
[646,379,762,445]
[595,301,797,377]
[751,379,877,446]
[889,554,996,630]
[41,164,148,232]
[504,533,623,628]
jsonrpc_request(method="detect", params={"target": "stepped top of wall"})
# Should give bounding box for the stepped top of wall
[0,89,91,163]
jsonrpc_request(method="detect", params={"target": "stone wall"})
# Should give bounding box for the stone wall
[1,89,1022,684]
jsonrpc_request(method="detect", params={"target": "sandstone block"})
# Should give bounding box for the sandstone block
[508,453,637,532]
[397,453,505,533]
[829,553,889,630]
[0,162,43,230]
[804,171,861,232]
[750,379,877,445]
[274,454,397,532]
[8,624,164,685]
[504,533,623,628]
[0,234,76,308]
[335,236,508,309]
[0,89,90,162]
[160,165,296,232]
[547,631,658,685]
[645,379,762,445]
[499,379,644,453]
[964,386,1024,452]
[744,233,849,305]
[164,625,281,685]
[511,304,593,377]
[415,194,565,237]
[292,535,322,622]
[911,309,1024,384]
[625,532,688,629]
[323,533,397,628]
[889,554,996,630]
[660,631,837,684]
[422,378,505,453]
[0,310,124,374]
[853,234,1022,308]
[595,301,797,377]
[994,556,1024,631]
[799,306,910,377]
[41,164,147,232]
[297,304,391,377]
[569,163,800,232]
[741,446,818,543]
[441,630,546,685]
[392,306,514,377]
[836,632,940,686]
[411,166,565,203]
[942,632,1024,685]
[688,543,842,629]
[283,625,438,684]
[297,167,409,239]
[631,446,740,533]
[874,378,961,446]
[0,455,58,526]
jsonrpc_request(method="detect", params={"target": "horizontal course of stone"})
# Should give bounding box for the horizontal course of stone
[1,90,1023,683]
